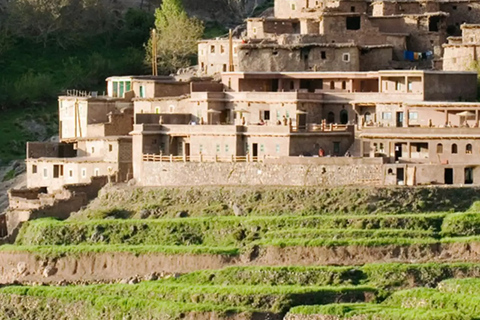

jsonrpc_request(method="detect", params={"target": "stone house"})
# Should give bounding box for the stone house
[443,24,480,71]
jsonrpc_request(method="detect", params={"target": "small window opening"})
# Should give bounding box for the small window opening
[437,143,443,154]
[330,81,335,89]
[452,143,458,154]
[321,51,326,59]
[342,81,346,90]
[429,16,440,32]
[346,16,361,30]
[350,6,355,12]
[466,144,473,154]
[109,144,113,152]
[32,165,37,174]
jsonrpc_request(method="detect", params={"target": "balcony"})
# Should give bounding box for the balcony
[360,126,480,139]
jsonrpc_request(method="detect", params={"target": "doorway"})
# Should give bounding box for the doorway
[445,168,454,185]
[252,143,258,161]
[465,167,473,184]
[396,112,404,127]
[396,168,405,185]
[394,143,403,161]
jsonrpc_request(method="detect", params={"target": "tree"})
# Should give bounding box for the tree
[146,0,204,75]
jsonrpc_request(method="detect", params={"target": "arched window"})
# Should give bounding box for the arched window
[436,143,443,154]
[330,81,335,90]
[342,81,346,90]
[452,143,458,154]
[340,109,348,124]
[466,144,473,154]
[327,112,335,124]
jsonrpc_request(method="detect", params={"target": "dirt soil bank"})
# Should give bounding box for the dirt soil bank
[0,294,283,320]
[1,242,480,284]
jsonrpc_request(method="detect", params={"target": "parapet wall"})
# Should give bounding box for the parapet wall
[140,161,383,187]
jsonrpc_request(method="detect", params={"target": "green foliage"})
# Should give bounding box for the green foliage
[74,186,479,219]
[441,212,480,237]
[1,169,16,182]
[289,304,468,320]
[146,0,204,74]
[16,214,446,247]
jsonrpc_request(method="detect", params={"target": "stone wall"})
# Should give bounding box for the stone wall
[139,161,383,187]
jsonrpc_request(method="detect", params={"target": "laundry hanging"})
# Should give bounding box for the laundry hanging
[404,50,433,61]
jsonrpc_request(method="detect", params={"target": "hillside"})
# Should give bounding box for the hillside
[1,186,480,319]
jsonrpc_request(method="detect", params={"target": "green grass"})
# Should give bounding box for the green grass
[17,213,448,246]
[0,283,376,314]
[0,244,239,258]
[438,278,480,294]
[441,212,480,237]
[288,303,468,320]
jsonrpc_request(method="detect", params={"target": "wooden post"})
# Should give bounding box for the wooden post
[151,29,158,76]
[228,29,234,72]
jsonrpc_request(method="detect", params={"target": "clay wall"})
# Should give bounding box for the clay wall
[191,82,224,92]
[27,142,76,159]
[443,45,480,71]
[359,47,393,71]
[139,161,383,186]
[440,2,480,36]
[423,72,477,101]
[134,98,192,115]
[198,40,241,76]
[136,113,192,125]
[237,46,360,72]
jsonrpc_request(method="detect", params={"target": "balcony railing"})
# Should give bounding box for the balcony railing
[143,154,271,163]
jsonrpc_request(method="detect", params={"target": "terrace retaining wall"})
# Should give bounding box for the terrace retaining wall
[139,161,384,187]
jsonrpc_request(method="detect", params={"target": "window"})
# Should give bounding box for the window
[220,45,225,54]
[408,81,413,92]
[53,165,64,178]
[253,27,257,34]
[43,168,48,178]
[91,147,95,154]
[199,144,203,153]
[94,168,100,177]
[465,167,474,184]
[466,144,473,154]
[350,6,355,12]
[276,110,281,120]
[119,82,124,97]
[113,81,118,97]
[327,112,335,124]
[291,3,296,10]
[395,81,402,91]
[69,170,73,178]
[263,110,270,120]
[429,16,440,32]
[32,165,37,174]
[342,53,350,62]
[286,111,290,119]
[276,144,280,153]
[333,142,340,154]
[330,81,335,89]
[409,112,418,120]
[160,143,165,152]
[109,144,113,152]
[365,112,372,122]
[437,143,443,154]
[346,16,361,30]
[139,85,145,98]
[382,112,392,120]
[342,81,346,90]
[216,144,220,153]
[321,51,326,59]
[126,81,131,92]
[260,144,264,152]
[379,143,384,152]
[225,144,229,152]
[452,5,457,9]
[452,144,458,154]
[210,45,215,53]
[81,168,87,178]
[223,64,227,72]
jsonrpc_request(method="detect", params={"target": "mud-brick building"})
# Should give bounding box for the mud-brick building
[128,68,480,187]
[443,24,480,71]
[25,78,135,190]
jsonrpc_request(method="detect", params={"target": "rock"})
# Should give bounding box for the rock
[176,211,189,218]
[127,179,136,186]
[119,278,129,284]
[139,209,150,219]
[16,262,27,275]
[232,203,243,216]
[144,273,159,281]
[42,266,56,278]
[128,277,139,285]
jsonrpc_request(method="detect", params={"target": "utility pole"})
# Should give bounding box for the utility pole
[151,29,158,76]
[228,29,234,72]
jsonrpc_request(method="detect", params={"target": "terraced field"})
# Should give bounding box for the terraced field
[1,186,480,319]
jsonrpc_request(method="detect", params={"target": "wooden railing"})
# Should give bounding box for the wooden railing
[290,123,349,132]
[143,154,268,163]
